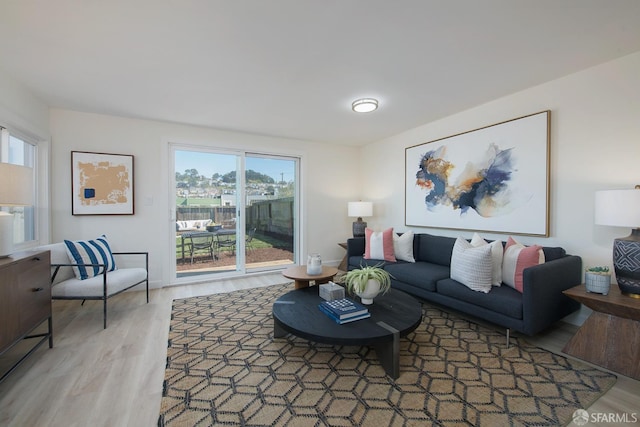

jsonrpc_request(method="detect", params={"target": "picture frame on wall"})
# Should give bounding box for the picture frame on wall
[405,111,550,236]
[71,151,135,215]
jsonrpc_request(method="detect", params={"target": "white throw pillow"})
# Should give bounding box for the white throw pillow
[470,233,503,286]
[450,237,493,293]
[393,231,415,263]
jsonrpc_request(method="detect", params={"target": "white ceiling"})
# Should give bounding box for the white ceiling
[1,1,640,146]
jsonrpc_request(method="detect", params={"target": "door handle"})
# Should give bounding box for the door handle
[32,287,44,292]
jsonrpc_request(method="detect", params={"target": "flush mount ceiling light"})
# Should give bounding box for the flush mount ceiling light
[351,98,378,113]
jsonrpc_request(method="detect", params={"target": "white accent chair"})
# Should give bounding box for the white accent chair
[37,242,149,329]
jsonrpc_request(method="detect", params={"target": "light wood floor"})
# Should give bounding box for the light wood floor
[1,273,638,427]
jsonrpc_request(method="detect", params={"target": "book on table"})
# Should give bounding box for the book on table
[318,304,371,324]
[318,298,368,320]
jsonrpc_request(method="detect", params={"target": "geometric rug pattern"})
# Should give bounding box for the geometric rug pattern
[158,283,616,426]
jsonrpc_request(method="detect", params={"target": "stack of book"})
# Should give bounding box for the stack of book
[318,298,370,324]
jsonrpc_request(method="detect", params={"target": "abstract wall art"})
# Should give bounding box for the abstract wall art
[71,151,134,215]
[405,111,549,236]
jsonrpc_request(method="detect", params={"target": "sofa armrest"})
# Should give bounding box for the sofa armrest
[521,254,582,335]
[112,251,149,273]
[346,237,365,260]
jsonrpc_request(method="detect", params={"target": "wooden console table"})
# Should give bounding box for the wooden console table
[562,284,640,380]
[0,250,52,383]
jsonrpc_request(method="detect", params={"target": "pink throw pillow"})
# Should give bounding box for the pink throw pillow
[364,228,396,262]
[502,237,545,292]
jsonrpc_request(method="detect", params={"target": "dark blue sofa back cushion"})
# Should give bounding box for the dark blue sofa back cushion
[416,234,456,267]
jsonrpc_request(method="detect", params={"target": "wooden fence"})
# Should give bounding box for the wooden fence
[176,197,294,237]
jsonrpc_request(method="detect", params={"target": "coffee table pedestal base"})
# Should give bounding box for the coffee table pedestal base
[373,321,400,379]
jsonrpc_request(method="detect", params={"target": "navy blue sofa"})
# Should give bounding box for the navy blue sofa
[346,233,581,336]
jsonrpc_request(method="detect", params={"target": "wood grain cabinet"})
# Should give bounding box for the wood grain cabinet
[0,250,52,382]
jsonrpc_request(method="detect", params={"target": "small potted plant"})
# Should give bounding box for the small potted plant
[585,266,611,295]
[343,264,392,305]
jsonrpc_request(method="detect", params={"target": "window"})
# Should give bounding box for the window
[0,127,37,247]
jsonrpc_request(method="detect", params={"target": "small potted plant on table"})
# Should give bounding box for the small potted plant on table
[343,264,392,305]
[585,266,611,295]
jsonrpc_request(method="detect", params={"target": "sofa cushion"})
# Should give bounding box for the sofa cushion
[364,227,396,262]
[176,219,212,231]
[393,231,415,263]
[542,246,566,262]
[50,268,148,298]
[436,278,523,320]
[416,234,456,266]
[64,235,117,280]
[450,237,493,293]
[385,261,449,292]
[349,256,398,269]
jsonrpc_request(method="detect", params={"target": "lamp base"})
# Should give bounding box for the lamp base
[352,219,367,238]
[613,229,640,298]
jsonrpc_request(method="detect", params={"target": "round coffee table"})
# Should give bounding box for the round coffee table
[282,265,338,289]
[272,286,422,379]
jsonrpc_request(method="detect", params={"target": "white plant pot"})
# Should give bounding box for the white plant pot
[355,279,381,305]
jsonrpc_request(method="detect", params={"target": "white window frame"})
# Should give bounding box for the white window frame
[0,125,49,249]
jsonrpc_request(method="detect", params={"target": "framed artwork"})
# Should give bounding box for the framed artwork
[71,151,134,215]
[405,111,550,236]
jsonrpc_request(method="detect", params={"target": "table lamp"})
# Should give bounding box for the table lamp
[348,201,372,238]
[594,185,640,298]
[0,162,34,258]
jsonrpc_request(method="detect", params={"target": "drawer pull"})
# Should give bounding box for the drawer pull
[32,287,44,292]
[32,257,41,261]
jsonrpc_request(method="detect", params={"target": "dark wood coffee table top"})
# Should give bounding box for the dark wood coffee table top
[272,286,422,346]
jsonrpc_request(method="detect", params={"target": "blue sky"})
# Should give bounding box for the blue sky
[175,150,295,182]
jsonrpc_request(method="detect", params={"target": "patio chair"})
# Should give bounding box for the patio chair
[246,227,256,252]
[185,232,216,264]
[216,233,236,255]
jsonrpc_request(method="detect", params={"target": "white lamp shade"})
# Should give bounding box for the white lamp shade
[0,163,34,206]
[595,189,640,228]
[348,201,373,218]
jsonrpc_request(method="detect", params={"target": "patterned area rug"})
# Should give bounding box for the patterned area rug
[158,283,616,426]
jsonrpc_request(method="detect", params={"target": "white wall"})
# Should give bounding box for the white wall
[48,110,360,287]
[0,68,49,138]
[360,51,640,324]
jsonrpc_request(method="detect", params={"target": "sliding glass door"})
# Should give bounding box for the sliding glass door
[172,146,297,280]
[244,154,296,270]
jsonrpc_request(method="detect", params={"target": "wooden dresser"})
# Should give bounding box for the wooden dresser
[0,250,52,383]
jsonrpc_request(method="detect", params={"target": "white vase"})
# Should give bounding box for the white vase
[355,279,381,305]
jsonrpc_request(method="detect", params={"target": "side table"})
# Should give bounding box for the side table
[562,284,640,380]
[282,265,339,289]
[338,242,348,271]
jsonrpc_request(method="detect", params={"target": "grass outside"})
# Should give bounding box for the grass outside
[176,231,290,260]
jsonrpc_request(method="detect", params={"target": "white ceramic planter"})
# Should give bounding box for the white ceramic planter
[355,279,381,305]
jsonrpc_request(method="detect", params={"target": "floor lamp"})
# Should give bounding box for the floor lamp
[0,162,34,258]
[595,186,640,298]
